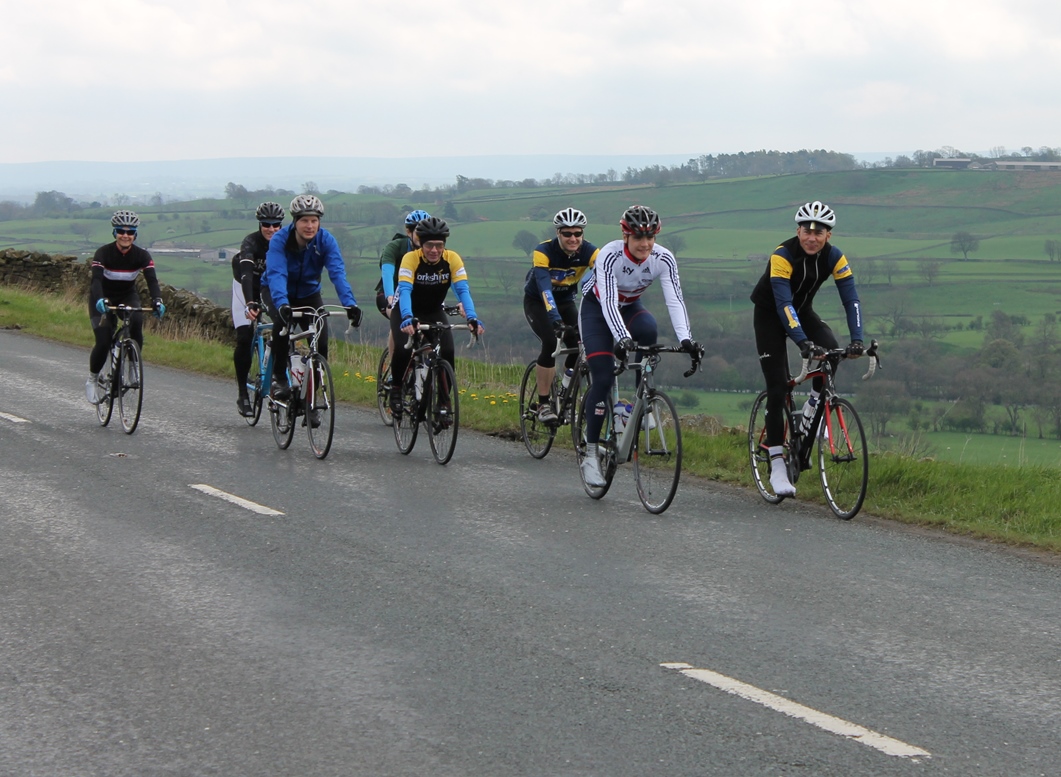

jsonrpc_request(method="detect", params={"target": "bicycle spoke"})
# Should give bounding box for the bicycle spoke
[426,361,459,464]
[117,339,143,434]
[518,361,555,459]
[306,354,335,459]
[393,363,419,454]
[376,347,393,426]
[633,391,682,513]
[817,396,869,519]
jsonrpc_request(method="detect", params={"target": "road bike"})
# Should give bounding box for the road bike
[268,305,341,459]
[574,344,702,514]
[392,307,469,465]
[242,315,274,426]
[518,325,587,459]
[376,346,393,426]
[94,304,149,434]
[748,340,881,520]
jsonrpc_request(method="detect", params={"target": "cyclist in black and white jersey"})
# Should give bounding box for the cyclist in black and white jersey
[578,205,703,488]
[232,202,284,416]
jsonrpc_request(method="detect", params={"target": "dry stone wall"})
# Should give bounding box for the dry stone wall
[0,248,235,344]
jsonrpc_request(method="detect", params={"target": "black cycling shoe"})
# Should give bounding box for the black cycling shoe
[308,409,322,428]
[272,381,291,401]
[389,389,403,419]
[237,396,253,416]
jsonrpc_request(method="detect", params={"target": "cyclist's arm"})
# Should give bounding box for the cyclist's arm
[264,234,290,308]
[380,240,405,300]
[530,247,562,323]
[593,248,633,342]
[88,256,105,310]
[833,254,864,342]
[657,250,692,342]
[768,253,808,344]
[452,279,477,322]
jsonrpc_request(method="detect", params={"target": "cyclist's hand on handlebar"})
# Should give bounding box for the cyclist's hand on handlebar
[614,336,636,358]
[345,304,363,327]
[153,298,166,320]
[846,339,864,358]
[401,316,417,336]
[681,339,705,358]
[468,318,484,337]
[246,302,260,320]
[551,319,566,337]
[798,339,826,361]
[95,298,108,314]
[278,304,292,324]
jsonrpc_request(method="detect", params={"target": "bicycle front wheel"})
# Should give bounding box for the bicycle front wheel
[518,361,555,459]
[632,390,682,514]
[245,341,264,426]
[376,347,393,426]
[96,355,114,427]
[574,390,616,499]
[118,339,143,434]
[306,353,335,459]
[817,396,869,520]
[748,390,783,504]
[426,360,459,465]
[393,364,419,455]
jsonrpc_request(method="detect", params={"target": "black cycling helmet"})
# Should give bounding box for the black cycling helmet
[414,216,450,242]
[620,205,662,237]
[255,201,285,223]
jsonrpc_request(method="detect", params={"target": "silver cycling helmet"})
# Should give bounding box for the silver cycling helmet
[553,207,588,228]
[255,201,285,222]
[111,210,140,229]
[290,194,324,220]
[794,201,836,230]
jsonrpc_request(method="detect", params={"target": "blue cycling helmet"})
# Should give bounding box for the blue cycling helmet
[405,209,431,226]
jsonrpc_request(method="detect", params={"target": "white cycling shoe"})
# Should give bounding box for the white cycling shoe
[85,376,102,404]
[770,465,796,497]
[581,455,607,488]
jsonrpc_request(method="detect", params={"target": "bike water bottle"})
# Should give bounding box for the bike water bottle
[289,354,305,386]
[415,363,427,400]
[613,400,632,433]
[561,368,574,391]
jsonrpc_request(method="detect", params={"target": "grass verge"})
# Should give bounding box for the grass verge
[4,284,1061,554]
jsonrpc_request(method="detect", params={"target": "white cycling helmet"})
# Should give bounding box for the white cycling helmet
[290,194,324,220]
[553,207,588,228]
[111,210,140,229]
[794,201,836,230]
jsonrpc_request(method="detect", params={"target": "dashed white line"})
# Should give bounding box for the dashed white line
[0,411,30,424]
[661,662,931,759]
[189,484,284,516]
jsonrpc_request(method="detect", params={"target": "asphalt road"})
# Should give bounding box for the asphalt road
[1,330,1060,776]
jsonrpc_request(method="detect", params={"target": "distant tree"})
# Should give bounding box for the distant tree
[442,201,458,220]
[513,230,539,256]
[1045,239,1059,262]
[224,182,250,206]
[918,260,942,285]
[112,193,130,207]
[857,256,877,285]
[150,192,164,207]
[301,181,320,195]
[881,258,900,284]
[950,231,980,260]
[666,234,687,256]
[34,190,75,215]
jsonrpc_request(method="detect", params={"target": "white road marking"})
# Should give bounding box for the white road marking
[661,662,931,759]
[189,484,284,516]
[0,411,30,423]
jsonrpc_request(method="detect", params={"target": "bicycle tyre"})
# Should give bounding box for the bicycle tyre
[118,339,143,434]
[748,390,783,504]
[574,390,617,499]
[376,347,393,426]
[96,348,115,427]
[518,361,556,459]
[306,353,335,459]
[632,389,682,514]
[566,362,586,449]
[817,396,869,520]
[426,360,459,464]
[393,363,419,455]
[245,340,264,426]
[270,393,296,450]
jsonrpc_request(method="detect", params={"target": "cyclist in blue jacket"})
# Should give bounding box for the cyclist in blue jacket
[263,194,362,399]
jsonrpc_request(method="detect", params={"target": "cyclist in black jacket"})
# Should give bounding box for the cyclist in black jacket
[86,210,165,404]
[232,202,284,416]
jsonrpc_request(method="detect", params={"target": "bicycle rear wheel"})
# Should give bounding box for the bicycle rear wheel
[245,341,264,426]
[574,391,617,498]
[393,365,419,454]
[306,353,335,459]
[748,390,783,504]
[426,360,459,464]
[118,339,143,434]
[632,390,682,514]
[518,361,556,459]
[817,396,869,519]
[270,393,296,450]
[376,347,393,426]
[96,363,114,427]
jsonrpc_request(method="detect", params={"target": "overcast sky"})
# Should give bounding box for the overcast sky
[2,0,1059,165]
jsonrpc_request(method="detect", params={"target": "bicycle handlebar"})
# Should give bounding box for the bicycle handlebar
[613,344,702,378]
[793,338,881,384]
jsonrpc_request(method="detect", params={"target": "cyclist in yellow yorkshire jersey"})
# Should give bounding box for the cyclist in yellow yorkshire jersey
[388,217,484,417]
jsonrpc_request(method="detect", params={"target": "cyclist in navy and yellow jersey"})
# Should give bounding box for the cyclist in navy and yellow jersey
[750,200,864,497]
[523,207,598,423]
[86,210,165,404]
[232,201,284,416]
[388,216,484,418]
